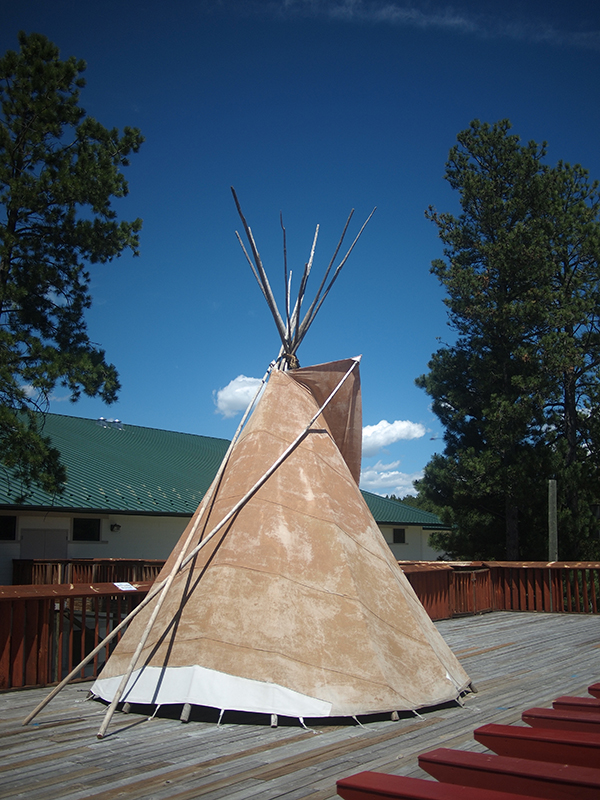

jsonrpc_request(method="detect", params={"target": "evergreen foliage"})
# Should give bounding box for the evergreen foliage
[0,32,143,499]
[417,119,600,561]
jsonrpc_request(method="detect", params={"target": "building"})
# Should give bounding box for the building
[364,491,447,561]
[0,414,445,584]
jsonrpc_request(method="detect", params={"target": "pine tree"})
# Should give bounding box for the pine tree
[417,120,600,560]
[0,32,143,499]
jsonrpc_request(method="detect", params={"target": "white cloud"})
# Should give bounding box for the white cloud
[275,0,473,29]
[362,418,426,457]
[325,1,477,34]
[21,384,70,403]
[360,460,422,497]
[213,375,264,418]
[266,1,600,52]
[49,392,71,402]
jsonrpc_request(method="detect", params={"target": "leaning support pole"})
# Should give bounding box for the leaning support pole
[96,363,275,738]
[24,363,275,730]
[22,578,167,726]
[96,355,360,738]
[175,356,360,574]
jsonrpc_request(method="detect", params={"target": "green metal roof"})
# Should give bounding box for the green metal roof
[0,414,230,515]
[0,413,445,529]
[360,490,446,529]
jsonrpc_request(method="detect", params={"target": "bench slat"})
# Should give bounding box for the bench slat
[522,706,600,732]
[553,695,600,713]
[474,722,600,768]
[588,682,600,699]
[337,772,540,800]
[418,747,600,800]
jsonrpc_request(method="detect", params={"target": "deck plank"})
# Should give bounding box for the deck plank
[1,611,598,800]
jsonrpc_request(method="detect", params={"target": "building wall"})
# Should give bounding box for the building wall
[93,515,186,559]
[0,511,187,584]
[1,510,443,584]
[378,524,442,561]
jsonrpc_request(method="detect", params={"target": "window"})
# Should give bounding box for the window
[0,516,17,541]
[392,528,406,544]
[72,518,101,541]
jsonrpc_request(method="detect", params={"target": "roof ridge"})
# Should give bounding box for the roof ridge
[36,411,230,444]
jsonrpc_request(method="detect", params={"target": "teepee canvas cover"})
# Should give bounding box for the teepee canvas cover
[92,357,469,719]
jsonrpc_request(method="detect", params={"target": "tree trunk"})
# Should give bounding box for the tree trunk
[563,368,580,558]
[563,368,579,468]
[505,497,519,560]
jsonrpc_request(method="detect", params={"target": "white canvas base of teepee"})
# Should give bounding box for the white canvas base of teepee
[92,665,333,718]
[92,663,466,720]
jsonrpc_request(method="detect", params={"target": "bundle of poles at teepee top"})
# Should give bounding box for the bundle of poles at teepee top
[24,192,471,738]
[231,187,375,370]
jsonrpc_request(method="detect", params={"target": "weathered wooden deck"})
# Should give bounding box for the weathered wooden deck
[1,611,598,800]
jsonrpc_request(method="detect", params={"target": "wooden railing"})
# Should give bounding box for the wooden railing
[1,561,599,691]
[0,582,150,691]
[12,558,164,586]
[400,561,600,620]
[489,562,600,614]
[399,563,454,621]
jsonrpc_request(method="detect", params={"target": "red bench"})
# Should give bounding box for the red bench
[336,771,541,799]
[474,722,600,768]
[522,706,600,732]
[552,695,600,713]
[337,681,600,799]
[418,747,600,799]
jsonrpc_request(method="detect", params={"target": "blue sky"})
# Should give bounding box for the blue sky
[4,1,600,496]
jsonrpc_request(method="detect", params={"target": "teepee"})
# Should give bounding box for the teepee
[86,192,470,733]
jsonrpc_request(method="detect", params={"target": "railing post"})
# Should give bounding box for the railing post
[559,567,566,612]
[38,599,51,685]
[582,569,589,614]
[574,568,581,612]
[0,600,12,690]
[11,600,26,688]
[543,568,552,612]
[565,568,573,612]
[52,600,61,683]
[24,599,40,686]
[518,567,527,610]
